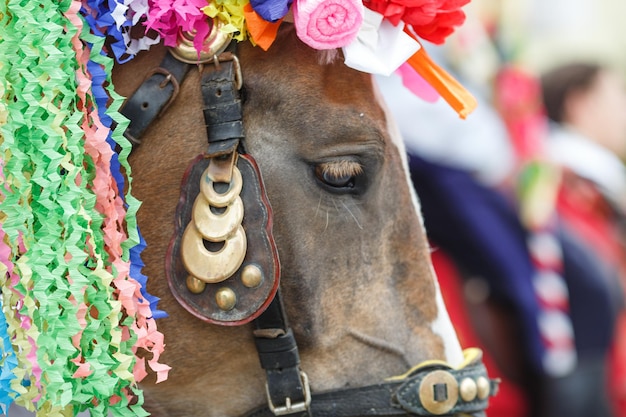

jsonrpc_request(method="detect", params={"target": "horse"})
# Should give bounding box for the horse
[110,22,488,416]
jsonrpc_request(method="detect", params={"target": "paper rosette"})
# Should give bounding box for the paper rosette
[293,0,364,49]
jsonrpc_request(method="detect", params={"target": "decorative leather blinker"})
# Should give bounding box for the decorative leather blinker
[166,153,280,325]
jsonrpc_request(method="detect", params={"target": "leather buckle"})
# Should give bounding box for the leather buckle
[213,52,243,91]
[266,372,311,416]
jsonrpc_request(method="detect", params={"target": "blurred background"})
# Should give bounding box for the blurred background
[385,1,626,416]
[448,0,626,82]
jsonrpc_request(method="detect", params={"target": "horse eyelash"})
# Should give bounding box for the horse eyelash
[318,160,363,179]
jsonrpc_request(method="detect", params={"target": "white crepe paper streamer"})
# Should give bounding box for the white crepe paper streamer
[343,8,420,76]
[112,0,162,57]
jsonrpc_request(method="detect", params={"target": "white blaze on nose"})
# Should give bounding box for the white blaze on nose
[372,76,464,367]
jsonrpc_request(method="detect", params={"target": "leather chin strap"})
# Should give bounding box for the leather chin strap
[120,45,499,417]
[244,348,498,417]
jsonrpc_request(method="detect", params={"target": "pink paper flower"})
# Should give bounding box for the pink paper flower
[146,0,212,51]
[293,0,364,50]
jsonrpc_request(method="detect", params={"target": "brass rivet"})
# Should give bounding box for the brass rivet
[476,376,490,400]
[241,264,263,288]
[459,378,477,402]
[186,275,206,294]
[418,370,459,415]
[215,287,237,311]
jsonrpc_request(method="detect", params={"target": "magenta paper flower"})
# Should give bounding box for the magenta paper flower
[146,0,212,51]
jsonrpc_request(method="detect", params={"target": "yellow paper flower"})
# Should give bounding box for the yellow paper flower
[202,0,251,41]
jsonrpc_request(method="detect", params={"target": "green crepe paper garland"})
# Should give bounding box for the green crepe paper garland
[0,1,165,415]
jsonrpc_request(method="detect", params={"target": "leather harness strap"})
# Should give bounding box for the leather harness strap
[244,349,497,417]
[200,49,243,157]
[253,294,311,416]
[120,52,190,145]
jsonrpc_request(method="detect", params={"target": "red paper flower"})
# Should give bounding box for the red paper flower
[363,0,470,44]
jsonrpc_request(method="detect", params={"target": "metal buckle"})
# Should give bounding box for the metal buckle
[266,372,312,416]
[213,52,243,91]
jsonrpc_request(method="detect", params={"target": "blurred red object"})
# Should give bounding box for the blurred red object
[494,66,548,161]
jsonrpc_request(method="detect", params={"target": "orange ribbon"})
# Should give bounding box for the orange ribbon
[405,30,477,119]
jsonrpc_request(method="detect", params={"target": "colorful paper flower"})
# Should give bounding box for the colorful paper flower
[146,0,214,50]
[363,0,469,44]
[250,0,293,22]
[293,0,364,50]
[203,0,250,42]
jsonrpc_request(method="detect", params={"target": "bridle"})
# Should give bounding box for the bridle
[120,27,498,417]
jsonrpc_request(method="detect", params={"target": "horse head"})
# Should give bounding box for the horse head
[112,23,488,417]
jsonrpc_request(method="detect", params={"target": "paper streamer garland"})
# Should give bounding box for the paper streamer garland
[81,0,160,63]
[0,0,167,415]
[0,292,18,414]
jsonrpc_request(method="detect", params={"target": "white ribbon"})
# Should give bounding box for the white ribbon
[343,9,420,76]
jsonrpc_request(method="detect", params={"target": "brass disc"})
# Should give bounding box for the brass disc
[181,224,246,283]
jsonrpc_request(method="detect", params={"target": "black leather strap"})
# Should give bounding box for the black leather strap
[120,51,190,145]
[200,46,243,157]
[244,357,498,417]
[253,293,311,417]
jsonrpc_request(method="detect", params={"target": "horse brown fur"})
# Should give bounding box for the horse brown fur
[113,24,450,416]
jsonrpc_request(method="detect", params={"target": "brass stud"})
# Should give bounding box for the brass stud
[418,370,459,415]
[476,376,490,400]
[241,264,263,288]
[186,275,206,294]
[215,287,237,311]
[459,378,478,402]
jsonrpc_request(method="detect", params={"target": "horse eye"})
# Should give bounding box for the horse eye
[314,161,362,189]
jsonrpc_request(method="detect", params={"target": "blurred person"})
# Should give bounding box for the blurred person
[538,62,626,417]
[377,53,626,417]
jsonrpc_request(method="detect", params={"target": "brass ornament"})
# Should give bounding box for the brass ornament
[181,224,246,284]
[169,19,232,64]
[476,376,491,400]
[241,264,263,288]
[459,378,478,402]
[192,195,244,242]
[182,163,247,289]
[418,370,459,415]
[215,287,237,311]
[170,154,280,325]
[200,166,243,207]
[186,276,207,294]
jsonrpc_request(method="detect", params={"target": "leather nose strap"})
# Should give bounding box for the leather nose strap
[253,293,312,417]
